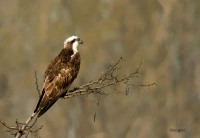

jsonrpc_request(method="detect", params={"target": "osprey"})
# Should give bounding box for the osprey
[34,36,83,117]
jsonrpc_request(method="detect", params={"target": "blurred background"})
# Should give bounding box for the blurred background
[0,0,200,138]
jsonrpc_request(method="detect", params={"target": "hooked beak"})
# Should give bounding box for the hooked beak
[78,40,83,45]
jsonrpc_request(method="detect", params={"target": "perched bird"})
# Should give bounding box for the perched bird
[34,36,83,117]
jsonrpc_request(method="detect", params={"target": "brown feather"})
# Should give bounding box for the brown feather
[34,46,81,117]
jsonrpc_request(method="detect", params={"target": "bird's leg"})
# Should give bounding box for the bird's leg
[69,87,79,92]
[60,92,68,99]
[60,87,80,99]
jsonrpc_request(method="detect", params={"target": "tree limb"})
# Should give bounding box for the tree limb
[0,57,155,138]
[65,57,155,98]
[0,112,41,138]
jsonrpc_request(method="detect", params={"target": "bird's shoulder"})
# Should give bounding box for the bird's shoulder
[44,49,73,81]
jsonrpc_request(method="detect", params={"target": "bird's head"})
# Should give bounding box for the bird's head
[64,36,83,53]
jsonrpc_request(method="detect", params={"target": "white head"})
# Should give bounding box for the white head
[64,36,83,54]
[64,36,83,53]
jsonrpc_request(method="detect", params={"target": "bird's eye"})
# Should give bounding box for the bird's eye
[71,39,75,43]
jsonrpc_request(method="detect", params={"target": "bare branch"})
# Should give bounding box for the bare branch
[0,112,41,138]
[0,120,18,130]
[15,112,38,138]
[65,57,155,98]
[34,71,41,97]
[1,57,155,138]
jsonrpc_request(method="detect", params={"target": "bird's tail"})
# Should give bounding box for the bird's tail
[37,99,58,117]
[34,89,59,117]
[34,89,45,113]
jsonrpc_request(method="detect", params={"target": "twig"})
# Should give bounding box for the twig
[0,111,40,138]
[34,71,41,97]
[15,112,38,138]
[0,120,18,130]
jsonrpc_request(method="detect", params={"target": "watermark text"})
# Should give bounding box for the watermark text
[170,128,186,133]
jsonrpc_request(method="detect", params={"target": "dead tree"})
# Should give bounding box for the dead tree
[0,57,155,138]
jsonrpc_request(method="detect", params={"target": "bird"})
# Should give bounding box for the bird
[34,36,83,117]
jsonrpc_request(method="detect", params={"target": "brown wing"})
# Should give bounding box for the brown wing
[35,70,72,117]
[34,49,80,117]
